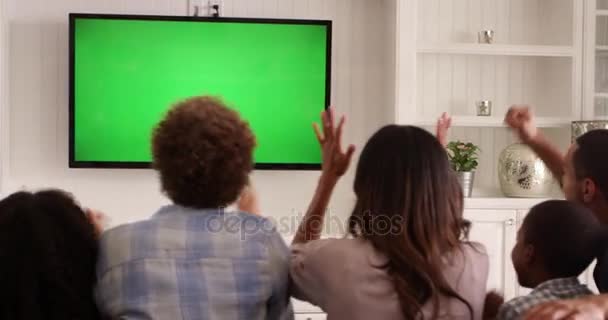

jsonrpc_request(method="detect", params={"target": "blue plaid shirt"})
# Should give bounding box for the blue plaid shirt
[497,277,593,320]
[95,205,293,320]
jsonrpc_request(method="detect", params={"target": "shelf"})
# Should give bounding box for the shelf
[598,10,608,16]
[597,45,608,50]
[417,43,575,57]
[596,93,608,98]
[462,188,560,209]
[464,197,554,210]
[413,116,572,128]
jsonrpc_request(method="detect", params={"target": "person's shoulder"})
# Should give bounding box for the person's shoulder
[100,220,148,244]
[291,237,355,252]
[290,238,355,273]
[460,241,490,264]
[291,237,374,264]
[462,241,489,255]
[496,296,529,320]
[97,220,157,274]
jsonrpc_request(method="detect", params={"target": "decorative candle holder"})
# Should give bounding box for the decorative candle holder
[476,100,492,116]
[478,30,495,44]
[571,121,608,142]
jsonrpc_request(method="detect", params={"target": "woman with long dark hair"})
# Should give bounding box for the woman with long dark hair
[0,190,102,320]
[291,110,489,319]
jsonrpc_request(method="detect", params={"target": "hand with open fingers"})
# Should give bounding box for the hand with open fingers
[504,105,539,143]
[523,297,608,320]
[313,108,356,178]
[436,112,452,147]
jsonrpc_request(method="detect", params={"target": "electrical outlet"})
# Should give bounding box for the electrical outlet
[188,0,223,17]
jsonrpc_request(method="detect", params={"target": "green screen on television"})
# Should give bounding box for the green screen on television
[70,14,331,169]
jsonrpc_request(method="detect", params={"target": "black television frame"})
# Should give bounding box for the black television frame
[69,13,332,170]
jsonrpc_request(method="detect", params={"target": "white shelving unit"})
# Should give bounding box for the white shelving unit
[583,0,608,119]
[413,115,573,128]
[417,43,575,57]
[394,0,600,300]
[397,0,582,195]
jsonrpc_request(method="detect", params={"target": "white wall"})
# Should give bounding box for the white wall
[0,0,396,230]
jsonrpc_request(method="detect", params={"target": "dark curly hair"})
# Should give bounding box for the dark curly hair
[0,190,100,320]
[152,96,256,208]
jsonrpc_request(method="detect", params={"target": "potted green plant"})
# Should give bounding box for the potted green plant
[446,141,480,197]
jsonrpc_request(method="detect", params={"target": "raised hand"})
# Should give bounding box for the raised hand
[504,105,539,143]
[85,208,109,237]
[313,108,356,178]
[436,112,452,147]
[237,184,260,216]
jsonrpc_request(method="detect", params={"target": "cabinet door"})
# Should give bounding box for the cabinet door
[294,314,326,320]
[584,0,608,120]
[464,209,518,299]
[291,298,323,314]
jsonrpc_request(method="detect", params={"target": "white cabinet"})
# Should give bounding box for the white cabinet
[583,0,608,119]
[294,314,326,320]
[465,209,518,299]
[396,0,580,195]
[396,0,582,127]
[291,298,323,316]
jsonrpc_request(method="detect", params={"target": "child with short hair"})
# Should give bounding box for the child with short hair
[497,200,602,320]
[95,96,292,320]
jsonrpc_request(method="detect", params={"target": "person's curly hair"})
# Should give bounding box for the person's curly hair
[152,96,256,208]
[0,190,100,320]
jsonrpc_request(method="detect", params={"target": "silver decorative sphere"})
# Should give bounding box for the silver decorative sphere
[498,143,556,198]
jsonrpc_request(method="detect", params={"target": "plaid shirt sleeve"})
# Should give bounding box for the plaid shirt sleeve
[497,300,523,320]
[265,227,294,320]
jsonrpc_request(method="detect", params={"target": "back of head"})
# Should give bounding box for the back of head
[152,96,256,208]
[524,200,602,278]
[0,190,100,320]
[574,129,608,201]
[348,125,471,319]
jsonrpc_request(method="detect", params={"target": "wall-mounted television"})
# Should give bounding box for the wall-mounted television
[69,13,331,169]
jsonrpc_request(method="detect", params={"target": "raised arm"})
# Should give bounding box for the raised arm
[292,108,355,245]
[436,112,452,147]
[504,105,566,184]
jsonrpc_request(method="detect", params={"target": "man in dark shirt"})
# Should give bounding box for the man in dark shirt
[504,106,608,320]
[505,105,608,293]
